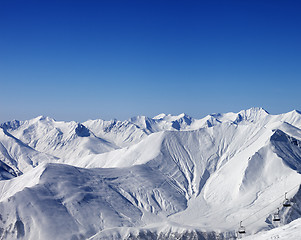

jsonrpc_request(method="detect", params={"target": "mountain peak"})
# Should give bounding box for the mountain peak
[153,113,166,120]
[1,108,301,239]
[152,113,191,121]
[291,109,301,115]
[232,108,269,124]
[75,123,90,137]
[239,107,269,115]
[0,119,21,131]
[32,115,55,122]
[177,113,191,119]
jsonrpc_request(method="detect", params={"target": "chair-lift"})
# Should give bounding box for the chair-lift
[238,221,246,234]
[273,208,281,222]
[283,192,292,207]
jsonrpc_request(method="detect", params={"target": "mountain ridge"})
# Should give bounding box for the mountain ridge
[0,108,301,239]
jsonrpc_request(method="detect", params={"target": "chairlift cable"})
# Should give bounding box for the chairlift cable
[247,200,300,228]
[233,183,300,232]
[241,183,300,223]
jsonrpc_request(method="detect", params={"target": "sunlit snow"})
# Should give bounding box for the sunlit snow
[0,107,301,239]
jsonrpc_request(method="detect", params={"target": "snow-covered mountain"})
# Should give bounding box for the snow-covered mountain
[0,107,301,239]
[0,126,57,179]
[2,116,118,161]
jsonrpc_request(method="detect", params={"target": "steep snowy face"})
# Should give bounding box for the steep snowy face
[83,119,148,147]
[2,116,117,160]
[270,129,301,172]
[66,131,165,168]
[139,121,301,232]
[209,107,269,124]
[0,163,188,240]
[83,113,202,148]
[146,113,194,131]
[0,127,57,178]
[274,110,301,129]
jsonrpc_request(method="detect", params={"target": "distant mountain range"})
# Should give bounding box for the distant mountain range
[0,107,301,239]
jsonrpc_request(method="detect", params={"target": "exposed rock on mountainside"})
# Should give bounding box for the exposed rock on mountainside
[0,108,301,239]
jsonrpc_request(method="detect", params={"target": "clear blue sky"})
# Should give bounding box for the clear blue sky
[1,0,300,122]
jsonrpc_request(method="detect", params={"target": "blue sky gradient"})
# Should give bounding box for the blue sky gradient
[1,1,301,122]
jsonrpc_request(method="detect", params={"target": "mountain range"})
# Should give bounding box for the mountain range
[0,107,301,239]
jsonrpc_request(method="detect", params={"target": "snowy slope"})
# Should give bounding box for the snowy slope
[244,217,301,240]
[0,162,188,239]
[83,107,301,146]
[0,127,57,178]
[83,112,224,148]
[3,107,301,164]
[0,108,301,239]
[83,118,148,148]
[2,116,118,161]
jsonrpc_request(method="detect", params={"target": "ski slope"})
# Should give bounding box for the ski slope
[0,108,301,239]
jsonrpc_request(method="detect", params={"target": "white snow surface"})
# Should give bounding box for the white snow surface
[0,107,301,239]
[243,217,301,240]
